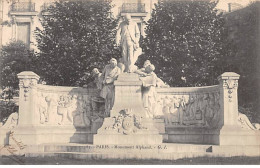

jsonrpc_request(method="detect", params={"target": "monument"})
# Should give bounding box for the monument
[0,14,259,160]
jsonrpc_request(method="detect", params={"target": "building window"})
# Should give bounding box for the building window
[17,22,30,46]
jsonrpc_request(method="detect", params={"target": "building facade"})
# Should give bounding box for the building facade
[0,0,157,50]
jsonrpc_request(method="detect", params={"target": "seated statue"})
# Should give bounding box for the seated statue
[100,58,121,116]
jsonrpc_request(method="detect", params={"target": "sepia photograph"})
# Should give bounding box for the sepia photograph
[0,0,259,165]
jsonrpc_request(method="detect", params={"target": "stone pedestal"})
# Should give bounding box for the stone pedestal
[10,72,40,145]
[218,72,260,146]
[110,73,147,117]
[94,73,163,145]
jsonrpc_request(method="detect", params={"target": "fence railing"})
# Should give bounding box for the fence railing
[11,2,35,12]
[120,3,146,13]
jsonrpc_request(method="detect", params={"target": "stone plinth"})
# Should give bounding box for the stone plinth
[110,73,147,117]
[94,73,163,145]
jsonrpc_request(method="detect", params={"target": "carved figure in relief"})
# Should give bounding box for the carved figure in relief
[170,96,180,124]
[72,95,90,127]
[162,96,173,125]
[46,94,59,125]
[38,93,48,124]
[105,109,147,135]
[100,58,121,116]
[238,112,260,130]
[194,94,205,124]
[177,96,187,125]
[57,95,73,125]
[184,95,197,121]
[153,97,164,117]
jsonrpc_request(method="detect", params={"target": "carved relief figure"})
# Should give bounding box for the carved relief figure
[57,95,73,125]
[184,95,197,122]
[116,14,141,72]
[73,95,91,127]
[100,58,121,116]
[169,96,180,124]
[238,112,260,130]
[38,92,48,124]
[162,96,173,125]
[105,109,147,135]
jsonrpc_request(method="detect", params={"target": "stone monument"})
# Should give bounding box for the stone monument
[0,15,259,159]
[94,68,163,145]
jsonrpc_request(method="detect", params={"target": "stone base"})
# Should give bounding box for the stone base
[11,125,93,145]
[166,125,260,145]
[219,126,260,145]
[94,134,163,145]
[94,117,163,145]
[22,143,260,159]
[166,126,220,144]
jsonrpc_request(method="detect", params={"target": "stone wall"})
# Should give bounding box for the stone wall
[10,71,104,145]
[1,71,258,146]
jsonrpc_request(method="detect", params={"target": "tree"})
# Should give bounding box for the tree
[0,41,34,90]
[223,2,260,122]
[140,0,226,87]
[35,0,119,86]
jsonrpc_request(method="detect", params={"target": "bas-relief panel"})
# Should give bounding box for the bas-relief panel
[36,91,105,128]
[155,92,221,128]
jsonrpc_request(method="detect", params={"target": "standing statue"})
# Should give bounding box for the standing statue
[100,58,121,116]
[116,14,142,73]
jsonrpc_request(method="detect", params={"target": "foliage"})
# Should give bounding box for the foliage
[35,0,120,86]
[0,100,18,124]
[0,41,34,90]
[140,0,227,87]
[224,2,260,122]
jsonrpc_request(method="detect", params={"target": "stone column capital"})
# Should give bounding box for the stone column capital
[17,71,40,88]
[218,72,240,89]
[217,72,240,81]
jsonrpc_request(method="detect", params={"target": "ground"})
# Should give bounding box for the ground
[0,156,259,165]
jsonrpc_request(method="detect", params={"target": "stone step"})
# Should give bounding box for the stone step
[40,143,212,154]
[23,143,260,160]
[26,149,260,160]
[26,151,214,160]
